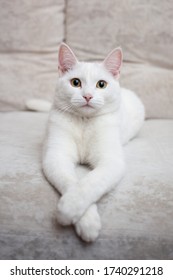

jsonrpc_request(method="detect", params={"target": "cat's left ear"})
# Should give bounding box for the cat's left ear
[103,48,123,79]
[58,43,78,76]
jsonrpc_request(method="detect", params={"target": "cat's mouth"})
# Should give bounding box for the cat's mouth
[81,103,94,109]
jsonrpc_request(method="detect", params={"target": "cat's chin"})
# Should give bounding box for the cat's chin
[76,104,98,117]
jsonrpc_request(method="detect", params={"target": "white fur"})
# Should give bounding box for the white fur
[42,44,145,242]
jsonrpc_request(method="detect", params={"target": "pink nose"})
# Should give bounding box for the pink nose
[83,94,93,102]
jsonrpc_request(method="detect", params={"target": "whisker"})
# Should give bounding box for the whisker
[71,98,83,101]
[58,104,73,114]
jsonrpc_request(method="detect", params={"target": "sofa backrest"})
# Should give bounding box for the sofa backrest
[0,0,64,111]
[66,0,173,119]
[0,0,173,119]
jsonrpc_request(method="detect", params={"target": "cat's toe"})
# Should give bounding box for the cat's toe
[75,207,101,242]
[75,217,101,242]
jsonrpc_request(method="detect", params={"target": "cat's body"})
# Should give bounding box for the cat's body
[40,44,145,242]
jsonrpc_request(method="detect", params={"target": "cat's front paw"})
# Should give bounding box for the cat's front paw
[75,204,101,242]
[57,191,87,225]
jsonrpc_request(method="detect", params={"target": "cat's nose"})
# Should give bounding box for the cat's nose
[83,94,93,102]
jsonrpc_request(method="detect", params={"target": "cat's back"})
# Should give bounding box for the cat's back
[121,87,144,109]
[120,88,145,143]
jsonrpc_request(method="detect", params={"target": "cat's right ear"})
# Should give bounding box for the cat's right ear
[58,43,78,76]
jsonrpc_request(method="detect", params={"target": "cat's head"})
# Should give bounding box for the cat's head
[55,43,122,117]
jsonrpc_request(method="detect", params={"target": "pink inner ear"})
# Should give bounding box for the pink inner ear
[103,48,122,78]
[58,43,78,75]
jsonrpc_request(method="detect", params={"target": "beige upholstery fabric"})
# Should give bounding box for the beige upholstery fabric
[66,0,173,66]
[66,0,173,119]
[0,112,173,259]
[0,0,65,111]
[121,63,173,119]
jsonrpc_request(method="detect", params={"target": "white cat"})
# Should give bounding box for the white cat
[31,43,145,242]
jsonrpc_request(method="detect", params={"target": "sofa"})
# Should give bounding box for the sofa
[0,0,173,259]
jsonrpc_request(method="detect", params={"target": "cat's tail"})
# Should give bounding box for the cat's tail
[25,99,51,112]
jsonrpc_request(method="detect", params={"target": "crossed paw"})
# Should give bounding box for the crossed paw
[75,204,101,242]
[57,191,101,242]
[57,190,88,225]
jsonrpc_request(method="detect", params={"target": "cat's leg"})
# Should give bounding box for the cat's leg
[57,138,125,225]
[43,152,78,195]
[43,144,101,240]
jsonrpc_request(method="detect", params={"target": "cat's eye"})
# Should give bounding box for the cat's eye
[70,78,82,88]
[96,80,107,89]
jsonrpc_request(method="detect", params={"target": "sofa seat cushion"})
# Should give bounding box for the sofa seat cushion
[0,112,173,259]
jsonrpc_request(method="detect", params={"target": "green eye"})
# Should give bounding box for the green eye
[70,78,81,88]
[96,80,107,89]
